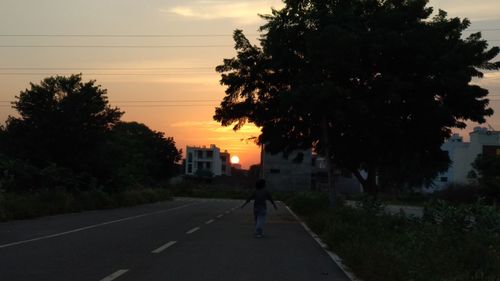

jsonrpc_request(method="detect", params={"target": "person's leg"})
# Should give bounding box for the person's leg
[255,209,267,236]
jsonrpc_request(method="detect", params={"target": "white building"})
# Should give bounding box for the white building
[185,145,231,177]
[432,127,500,190]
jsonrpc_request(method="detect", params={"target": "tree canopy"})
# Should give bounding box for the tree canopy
[0,75,181,192]
[4,74,122,171]
[214,0,499,194]
[105,121,182,189]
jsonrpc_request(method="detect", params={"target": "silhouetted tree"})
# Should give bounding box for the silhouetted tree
[105,122,182,189]
[214,0,498,203]
[3,74,123,175]
[470,154,500,201]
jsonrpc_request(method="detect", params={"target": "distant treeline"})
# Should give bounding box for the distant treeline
[0,74,182,194]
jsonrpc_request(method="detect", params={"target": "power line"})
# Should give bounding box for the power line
[0,72,216,76]
[114,104,217,107]
[0,66,214,70]
[0,99,220,103]
[0,34,260,38]
[115,99,219,102]
[0,104,215,108]
[0,45,232,48]
[0,99,221,104]
[0,31,496,37]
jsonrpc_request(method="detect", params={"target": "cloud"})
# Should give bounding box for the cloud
[484,72,500,80]
[429,0,500,21]
[162,0,283,24]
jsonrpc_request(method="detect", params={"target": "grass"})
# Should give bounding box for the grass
[287,192,500,281]
[0,188,172,221]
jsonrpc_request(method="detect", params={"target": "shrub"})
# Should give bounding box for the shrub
[74,190,116,210]
[287,192,329,216]
[0,188,172,221]
[297,200,500,281]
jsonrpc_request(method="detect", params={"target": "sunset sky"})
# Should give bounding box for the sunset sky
[0,0,499,169]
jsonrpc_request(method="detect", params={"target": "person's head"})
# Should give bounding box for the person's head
[255,179,266,190]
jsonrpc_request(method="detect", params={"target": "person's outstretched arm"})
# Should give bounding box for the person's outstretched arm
[266,191,277,210]
[241,191,255,209]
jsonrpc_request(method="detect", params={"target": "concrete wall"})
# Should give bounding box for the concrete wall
[262,149,312,192]
[312,156,363,193]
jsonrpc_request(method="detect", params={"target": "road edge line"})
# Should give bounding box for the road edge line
[284,205,362,281]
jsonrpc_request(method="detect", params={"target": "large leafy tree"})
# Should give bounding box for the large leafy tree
[3,74,123,174]
[470,154,500,201]
[214,0,498,200]
[105,122,182,189]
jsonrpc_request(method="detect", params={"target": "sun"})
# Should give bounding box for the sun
[230,155,240,164]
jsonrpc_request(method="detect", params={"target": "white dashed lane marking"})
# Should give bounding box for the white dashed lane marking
[151,241,177,254]
[100,269,129,281]
[205,219,214,224]
[186,227,200,234]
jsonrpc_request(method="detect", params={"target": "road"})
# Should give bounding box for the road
[0,198,350,281]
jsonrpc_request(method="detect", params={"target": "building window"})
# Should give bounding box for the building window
[222,165,226,171]
[206,162,211,169]
[188,164,192,173]
[440,177,448,182]
[207,151,213,158]
[221,156,226,161]
[197,150,203,158]
[496,148,500,156]
[197,162,203,170]
[270,169,281,174]
[188,153,193,163]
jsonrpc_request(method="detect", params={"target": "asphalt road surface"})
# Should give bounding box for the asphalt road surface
[0,198,350,281]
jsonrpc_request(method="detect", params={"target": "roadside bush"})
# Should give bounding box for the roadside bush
[287,192,329,216]
[0,192,7,220]
[74,189,116,210]
[117,188,172,206]
[0,188,172,221]
[434,184,484,204]
[297,200,500,281]
[0,158,40,192]
[2,192,46,219]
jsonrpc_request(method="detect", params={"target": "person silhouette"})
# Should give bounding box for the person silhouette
[241,179,277,238]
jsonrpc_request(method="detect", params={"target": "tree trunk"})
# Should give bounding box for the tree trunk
[352,168,378,196]
[324,152,337,207]
[321,117,338,208]
[365,164,378,196]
